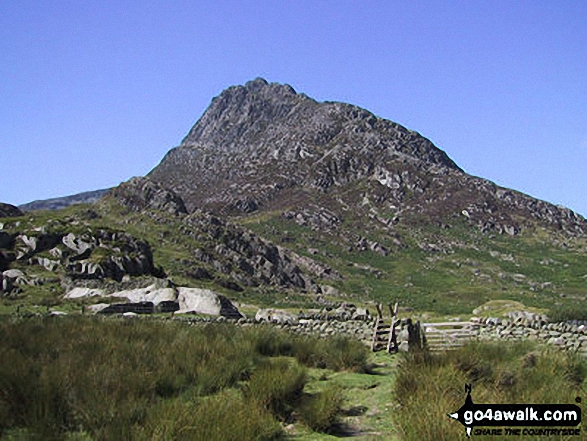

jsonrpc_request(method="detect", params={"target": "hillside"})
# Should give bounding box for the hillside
[18,189,110,212]
[1,79,586,317]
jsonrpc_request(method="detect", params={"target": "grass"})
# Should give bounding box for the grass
[548,303,587,322]
[1,311,584,439]
[297,351,402,440]
[3,194,587,317]
[0,317,370,440]
[243,210,587,316]
[393,342,587,440]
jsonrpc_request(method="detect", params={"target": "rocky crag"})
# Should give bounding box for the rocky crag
[149,78,586,238]
[0,177,330,313]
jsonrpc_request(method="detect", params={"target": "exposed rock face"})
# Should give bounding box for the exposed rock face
[149,78,459,214]
[108,177,187,215]
[0,203,24,218]
[148,78,587,237]
[181,211,321,292]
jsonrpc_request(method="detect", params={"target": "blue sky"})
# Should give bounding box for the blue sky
[1,1,586,216]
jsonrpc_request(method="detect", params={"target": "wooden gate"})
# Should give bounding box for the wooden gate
[421,321,479,351]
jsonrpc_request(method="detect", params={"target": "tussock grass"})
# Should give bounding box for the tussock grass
[252,327,369,372]
[393,342,586,440]
[0,317,368,440]
[299,385,345,433]
[549,303,587,322]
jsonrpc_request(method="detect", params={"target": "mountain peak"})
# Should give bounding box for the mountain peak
[147,79,586,238]
[150,78,463,212]
[179,78,305,149]
[244,77,269,91]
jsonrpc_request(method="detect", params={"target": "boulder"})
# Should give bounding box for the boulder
[176,287,242,318]
[108,284,177,305]
[1,269,29,294]
[3,269,24,279]
[64,287,106,299]
[255,308,298,324]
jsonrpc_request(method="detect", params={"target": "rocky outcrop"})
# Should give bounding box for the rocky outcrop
[0,203,24,218]
[0,224,163,295]
[65,283,243,319]
[108,177,187,215]
[283,206,341,232]
[181,212,320,292]
[147,78,586,238]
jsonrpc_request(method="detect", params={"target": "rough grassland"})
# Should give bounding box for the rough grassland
[394,342,586,440]
[0,317,370,440]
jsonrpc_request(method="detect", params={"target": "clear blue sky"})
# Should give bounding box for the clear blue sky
[1,1,586,216]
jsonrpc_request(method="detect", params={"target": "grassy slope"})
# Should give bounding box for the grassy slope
[2,193,586,318]
[243,210,587,316]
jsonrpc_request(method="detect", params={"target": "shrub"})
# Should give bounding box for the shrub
[245,357,306,419]
[137,390,282,441]
[393,342,587,440]
[299,385,344,433]
[0,317,363,439]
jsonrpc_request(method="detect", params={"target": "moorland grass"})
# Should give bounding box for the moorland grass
[0,317,369,440]
[393,342,587,440]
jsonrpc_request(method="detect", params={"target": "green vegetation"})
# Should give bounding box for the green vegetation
[2,194,586,318]
[245,211,587,316]
[0,317,369,440]
[1,315,585,440]
[393,342,587,440]
[549,303,587,322]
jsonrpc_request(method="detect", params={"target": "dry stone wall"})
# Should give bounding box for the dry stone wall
[474,317,587,356]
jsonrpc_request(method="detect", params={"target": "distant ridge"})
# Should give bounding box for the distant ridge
[19,188,110,212]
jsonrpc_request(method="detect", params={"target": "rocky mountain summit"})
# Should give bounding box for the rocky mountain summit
[149,78,586,238]
[2,78,587,316]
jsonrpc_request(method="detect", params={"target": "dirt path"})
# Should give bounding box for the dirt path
[289,352,402,440]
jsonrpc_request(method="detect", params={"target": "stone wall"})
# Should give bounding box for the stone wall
[175,308,420,350]
[474,317,587,355]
